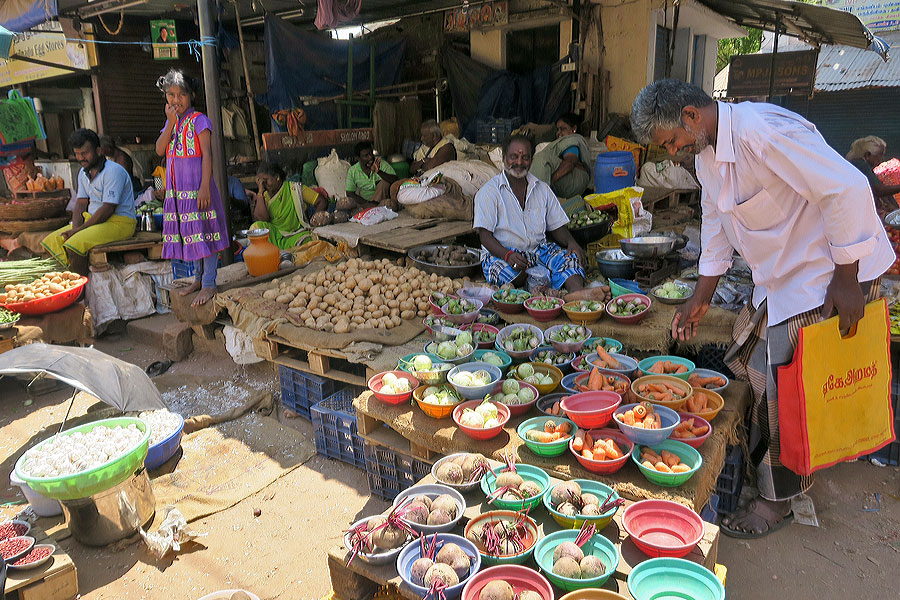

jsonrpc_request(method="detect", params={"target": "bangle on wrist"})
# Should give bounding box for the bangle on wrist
[504,250,514,263]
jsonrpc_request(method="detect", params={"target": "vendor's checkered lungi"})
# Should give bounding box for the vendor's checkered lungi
[481,242,584,290]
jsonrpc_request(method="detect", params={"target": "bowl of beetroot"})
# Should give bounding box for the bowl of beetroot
[393,484,467,535]
[397,532,481,600]
[461,564,554,600]
[343,510,416,566]
[431,453,491,493]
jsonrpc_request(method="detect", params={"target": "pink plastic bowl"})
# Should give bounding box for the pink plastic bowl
[622,499,704,558]
[461,564,554,600]
[559,391,622,429]
[674,412,713,449]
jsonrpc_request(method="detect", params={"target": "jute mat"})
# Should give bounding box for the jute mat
[355,381,751,511]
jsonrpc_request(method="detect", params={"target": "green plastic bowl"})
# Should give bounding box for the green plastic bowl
[632,440,702,487]
[517,416,576,457]
[480,464,550,511]
[542,479,621,530]
[473,349,513,375]
[627,557,725,600]
[637,356,696,381]
[533,529,620,591]
[397,352,443,373]
[14,417,151,501]
[463,510,540,566]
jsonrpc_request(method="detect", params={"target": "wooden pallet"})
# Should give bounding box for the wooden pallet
[88,231,164,269]
[358,219,474,255]
[640,187,699,211]
[3,526,78,600]
[356,413,437,461]
[257,334,374,389]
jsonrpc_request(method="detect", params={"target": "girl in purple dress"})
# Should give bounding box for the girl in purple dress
[155,69,229,306]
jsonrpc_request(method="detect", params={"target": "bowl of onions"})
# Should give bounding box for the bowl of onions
[453,399,510,441]
[368,371,419,404]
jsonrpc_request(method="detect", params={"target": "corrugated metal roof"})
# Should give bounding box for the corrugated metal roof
[714,31,900,96]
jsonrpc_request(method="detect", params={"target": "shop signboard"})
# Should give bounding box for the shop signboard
[444,1,508,32]
[727,50,818,98]
[151,19,178,60]
[820,1,900,33]
[0,22,94,87]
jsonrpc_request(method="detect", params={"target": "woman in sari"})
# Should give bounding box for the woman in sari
[249,162,318,249]
[530,113,593,215]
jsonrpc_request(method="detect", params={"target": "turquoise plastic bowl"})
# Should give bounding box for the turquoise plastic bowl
[632,440,703,487]
[397,352,443,373]
[637,356,696,381]
[481,464,550,511]
[541,479,621,530]
[627,557,725,600]
[473,349,513,375]
[581,337,624,356]
[533,529,620,591]
[517,416,576,457]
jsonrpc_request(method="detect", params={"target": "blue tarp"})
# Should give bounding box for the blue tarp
[262,14,405,130]
[0,0,57,31]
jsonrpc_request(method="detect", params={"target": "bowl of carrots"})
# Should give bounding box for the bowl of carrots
[630,375,693,411]
[536,393,570,418]
[612,402,679,445]
[637,356,695,381]
[583,350,639,378]
[569,428,634,475]
[682,388,725,421]
[673,413,712,448]
[517,416,576,457]
[560,391,622,429]
[561,368,630,399]
[632,440,702,487]
[687,368,729,393]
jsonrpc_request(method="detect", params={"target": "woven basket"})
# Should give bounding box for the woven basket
[0,196,67,220]
[0,215,70,233]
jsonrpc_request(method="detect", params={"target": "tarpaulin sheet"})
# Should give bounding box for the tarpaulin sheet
[262,14,405,130]
[442,44,573,140]
[0,0,56,31]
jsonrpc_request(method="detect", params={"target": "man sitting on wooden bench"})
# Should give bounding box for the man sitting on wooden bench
[42,129,136,276]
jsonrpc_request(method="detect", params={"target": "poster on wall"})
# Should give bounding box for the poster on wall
[444,1,508,33]
[151,19,178,60]
[821,1,900,32]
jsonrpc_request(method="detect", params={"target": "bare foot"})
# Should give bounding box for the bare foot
[178,280,201,296]
[721,496,792,538]
[191,287,216,307]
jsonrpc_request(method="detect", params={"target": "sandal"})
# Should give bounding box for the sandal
[721,497,793,539]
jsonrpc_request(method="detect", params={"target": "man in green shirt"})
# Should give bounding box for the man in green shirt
[346,141,398,210]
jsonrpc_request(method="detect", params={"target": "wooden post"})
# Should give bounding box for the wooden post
[232,0,262,160]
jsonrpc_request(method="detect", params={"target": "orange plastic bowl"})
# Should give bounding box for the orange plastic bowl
[367,371,419,405]
[560,391,622,429]
[413,385,462,419]
[569,428,634,474]
[684,388,725,422]
[1,277,87,316]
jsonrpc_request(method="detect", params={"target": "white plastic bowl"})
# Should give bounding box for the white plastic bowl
[9,469,62,517]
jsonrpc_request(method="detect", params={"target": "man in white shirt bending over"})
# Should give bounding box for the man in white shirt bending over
[630,79,893,538]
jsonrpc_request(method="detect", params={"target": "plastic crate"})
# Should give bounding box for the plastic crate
[701,493,720,524]
[363,442,432,501]
[714,445,744,514]
[476,117,522,144]
[279,365,338,420]
[694,344,736,379]
[311,388,366,468]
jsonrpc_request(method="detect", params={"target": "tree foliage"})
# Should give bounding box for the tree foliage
[717,28,764,72]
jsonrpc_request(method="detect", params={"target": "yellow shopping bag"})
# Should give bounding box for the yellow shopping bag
[585,187,643,239]
[777,299,896,475]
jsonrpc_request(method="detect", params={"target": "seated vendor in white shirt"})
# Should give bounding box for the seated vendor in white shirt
[474,134,588,292]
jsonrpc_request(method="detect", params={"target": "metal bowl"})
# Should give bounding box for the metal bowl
[596,249,636,279]
[407,244,482,278]
[619,236,676,259]
[885,209,900,227]
[651,230,689,251]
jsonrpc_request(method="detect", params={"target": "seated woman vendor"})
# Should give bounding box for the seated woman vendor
[530,112,592,215]
[474,134,587,292]
[248,162,318,249]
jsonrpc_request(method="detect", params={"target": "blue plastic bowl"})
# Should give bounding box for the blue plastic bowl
[448,362,503,400]
[144,412,185,470]
[627,557,725,600]
[612,403,679,446]
[583,353,639,378]
[397,533,481,599]
[560,372,581,394]
[530,346,576,373]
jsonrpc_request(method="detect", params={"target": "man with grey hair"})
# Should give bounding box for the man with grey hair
[410,119,457,175]
[630,79,894,538]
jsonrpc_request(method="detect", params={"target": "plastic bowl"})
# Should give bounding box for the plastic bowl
[581,353,639,378]
[673,413,712,448]
[414,385,463,419]
[343,515,413,566]
[393,484,466,535]
[612,403,679,446]
[517,416,576,457]
[688,368,730,393]
[480,464,549,512]
[542,479,622,530]
[412,364,455,387]
[473,349,513,375]
[495,323,544,360]
[0,519,31,542]
[569,428,634,475]
[606,293,651,325]
[424,317,461,341]
[544,324,592,354]
[442,298,484,325]
[533,529,620,591]
[462,323,500,349]
[459,286,495,306]
[632,440,703,487]
[463,512,541,566]
[491,289,532,313]
[650,283,694,305]
[637,356,696,381]
[397,533,481,600]
[562,300,606,324]
[561,371,630,399]
[448,362,503,400]
[8,543,54,570]
[559,590,629,600]
[0,536,35,564]
[453,399,510,441]
[560,391,622,429]
[368,371,419,404]
[14,417,150,501]
[511,362,563,395]
[461,564,553,600]
[536,392,571,417]
[524,296,565,321]
[398,352,444,374]
[630,375,693,411]
[581,337,624,356]
[144,412,185,470]
[423,341,476,366]
[530,346,577,373]
[1,277,87,316]
[684,388,725,422]
[490,379,539,417]
[622,500,704,558]
[476,308,501,326]
[627,557,725,600]
[431,453,489,492]
[430,292,457,315]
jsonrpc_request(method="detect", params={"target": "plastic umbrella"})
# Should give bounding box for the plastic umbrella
[0,344,166,413]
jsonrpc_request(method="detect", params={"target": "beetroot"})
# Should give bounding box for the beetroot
[580,554,606,578]
[427,509,452,526]
[436,462,464,485]
[552,541,584,564]
[552,556,582,579]
[557,502,578,517]
[518,592,543,600]
[519,480,542,498]
[495,471,524,490]
[431,494,458,518]
[581,493,600,506]
[404,502,429,525]
[410,557,434,586]
[461,453,488,480]
[423,562,459,588]
[435,542,471,580]
[371,519,406,551]
[581,503,601,516]
[412,494,433,511]
[550,481,582,506]
[479,580,514,600]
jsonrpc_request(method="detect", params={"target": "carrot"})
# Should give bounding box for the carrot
[648,383,668,394]
[642,460,656,469]
[634,404,648,419]
[595,346,619,369]
[604,439,623,459]
[555,421,572,435]
[671,464,691,473]
[588,367,602,391]
[654,462,673,473]
[675,364,688,374]
[692,423,710,436]
[584,432,593,450]
[544,420,556,433]
[527,431,557,443]
[582,449,594,459]
[649,361,664,374]
[572,429,585,451]
[551,401,561,416]
[642,414,656,428]
[592,447,607,461]
[661,450,680,468]
[621,410,635,426]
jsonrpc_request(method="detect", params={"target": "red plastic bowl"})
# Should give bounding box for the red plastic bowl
[461,322,500,349]
[674,412,712,449]
[606,293,652,325]
[524,296,564,322]
[367,371,419,405]
[452,399,510,441]
[622,499,704,558]
[1,277,87,316]
[461,564,554,600]
[560,391,622,429]
[430,293,457,316]
[570,428,634,474]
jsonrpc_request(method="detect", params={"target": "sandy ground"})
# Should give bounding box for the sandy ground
[1,326,898,600]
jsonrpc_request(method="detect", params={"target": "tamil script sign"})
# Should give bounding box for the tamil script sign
[727,50,818,98]
[820,1,900,32]
[444,1,508,32]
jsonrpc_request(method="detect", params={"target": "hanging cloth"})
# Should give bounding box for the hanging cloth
[314,0,362,30]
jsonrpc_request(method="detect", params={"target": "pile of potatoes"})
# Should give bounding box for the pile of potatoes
[262,257,472,333]
[0,271,84,304]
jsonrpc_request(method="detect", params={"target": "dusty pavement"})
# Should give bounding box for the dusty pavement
[0,325,897,600]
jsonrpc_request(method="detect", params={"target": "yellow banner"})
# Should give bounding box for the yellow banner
[0,23,96,87]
